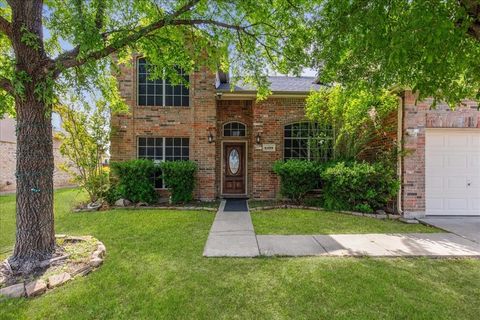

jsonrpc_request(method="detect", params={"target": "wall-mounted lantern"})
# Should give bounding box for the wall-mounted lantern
[208,131,214,143]
[256,133,261,144]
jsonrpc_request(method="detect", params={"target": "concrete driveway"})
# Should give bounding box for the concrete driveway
[419,217,480,244]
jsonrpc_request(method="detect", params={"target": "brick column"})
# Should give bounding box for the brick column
[401,91,427,218]
[191,66,217,200]
[111,57,136,161]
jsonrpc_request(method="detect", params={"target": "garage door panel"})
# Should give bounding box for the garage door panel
[471,135,480,146]
[472,199,480,210]
[446,198,468,210]
[427,176,443,188]
[447,135,469,147]
[427,135,445,147]
[446,154,468,168]
[469,154,480,167]
[426,198,444,210]
[447,176,467,189]
[426,129,480,216]
[426,153,444,167]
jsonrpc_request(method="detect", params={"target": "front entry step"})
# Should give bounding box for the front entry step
[224,199,248,212]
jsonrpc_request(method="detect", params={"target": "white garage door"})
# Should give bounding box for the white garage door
[426,129,480,216]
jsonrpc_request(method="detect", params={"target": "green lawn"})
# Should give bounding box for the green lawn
[251,209,440,235]
[1,190,479,319]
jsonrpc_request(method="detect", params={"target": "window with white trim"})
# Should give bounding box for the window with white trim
[284,122,334,161]
[137,58,189,107]
[223,122,246,137]
[137,137,190,188]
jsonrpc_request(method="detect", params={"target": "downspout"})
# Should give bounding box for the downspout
[396,94,404,215]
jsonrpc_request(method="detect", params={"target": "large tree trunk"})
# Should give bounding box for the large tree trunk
[7,0,56,274]
[9,93,56,273]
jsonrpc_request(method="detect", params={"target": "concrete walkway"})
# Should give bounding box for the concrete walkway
[257,233,480,257]
[204,201,480,258]
[418,217,480,244]
[203,200,259,257]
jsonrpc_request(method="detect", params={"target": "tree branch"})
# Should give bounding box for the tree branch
[0,75,13,94]
[0,15,12,38]
[95,0,106,30]
[458,0,480,41]
[50,0,203,75]
[51,15,251,77]
[53,18,246,72]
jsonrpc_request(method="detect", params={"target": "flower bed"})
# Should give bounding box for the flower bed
[0,235,105,299]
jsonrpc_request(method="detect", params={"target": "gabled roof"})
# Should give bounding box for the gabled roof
[216,76,324,94]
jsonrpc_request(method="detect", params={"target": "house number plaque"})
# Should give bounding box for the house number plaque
[262,144,276,152]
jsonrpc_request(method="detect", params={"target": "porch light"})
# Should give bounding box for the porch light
[256,133,261,144]
[208,131,214,143]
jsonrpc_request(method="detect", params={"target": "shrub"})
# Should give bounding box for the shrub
[272,160,322,202]
[110,159,157,204]
[306,85,398,162]
[321,161,399,212]
[55,103,112,203]
[160,161,198,203]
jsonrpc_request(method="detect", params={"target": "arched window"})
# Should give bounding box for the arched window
[223,122,246,137]
[284,122,334,161]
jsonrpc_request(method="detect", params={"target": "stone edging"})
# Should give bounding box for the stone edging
[0,236,106,299]
[110,206,217,212]
[249,205,401,220]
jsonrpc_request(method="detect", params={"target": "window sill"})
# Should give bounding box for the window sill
[136,105,191,108]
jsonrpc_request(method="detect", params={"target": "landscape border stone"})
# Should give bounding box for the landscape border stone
[0,235,105,299]
[249,205,402,220]
[110,205,217,212]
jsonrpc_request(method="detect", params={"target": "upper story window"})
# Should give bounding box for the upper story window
[137,58,189,107]
[223,122,246,137]
[284,122,334,161]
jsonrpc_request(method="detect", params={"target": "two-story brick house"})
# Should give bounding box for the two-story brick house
[111,57,480,218]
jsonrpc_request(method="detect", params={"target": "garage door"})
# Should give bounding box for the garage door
[426,129,480,216]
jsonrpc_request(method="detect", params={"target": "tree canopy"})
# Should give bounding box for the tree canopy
[0,0,313,116]
[311,0,480,105]
[0,0,315,272]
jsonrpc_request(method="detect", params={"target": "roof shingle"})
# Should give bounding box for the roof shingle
[216,76,323,94]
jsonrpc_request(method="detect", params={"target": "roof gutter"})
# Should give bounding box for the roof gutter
[216,91,312,100]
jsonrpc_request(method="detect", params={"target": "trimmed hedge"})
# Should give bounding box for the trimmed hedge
[109,159,157,204]
[272,160,322,202]
[321,161,399,213]
[160,160,198,203]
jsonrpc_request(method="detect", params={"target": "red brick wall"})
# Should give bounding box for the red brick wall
[251,98,308,199]
[401,90,480,218]
[112,55,323,200]
[215,98,307,199]
[113,67,480,209]
[111,56,217,200]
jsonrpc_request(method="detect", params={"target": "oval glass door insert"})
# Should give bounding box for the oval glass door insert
[228,148,240,175]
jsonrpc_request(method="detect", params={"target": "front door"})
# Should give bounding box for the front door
[223,142,246,195]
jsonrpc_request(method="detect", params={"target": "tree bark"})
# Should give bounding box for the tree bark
[7,0,56,274]
[9,91,56,273]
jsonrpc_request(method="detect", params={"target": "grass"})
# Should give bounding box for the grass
[248,199,286,208]
[0,189,479,319]
[251,209,440,235]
